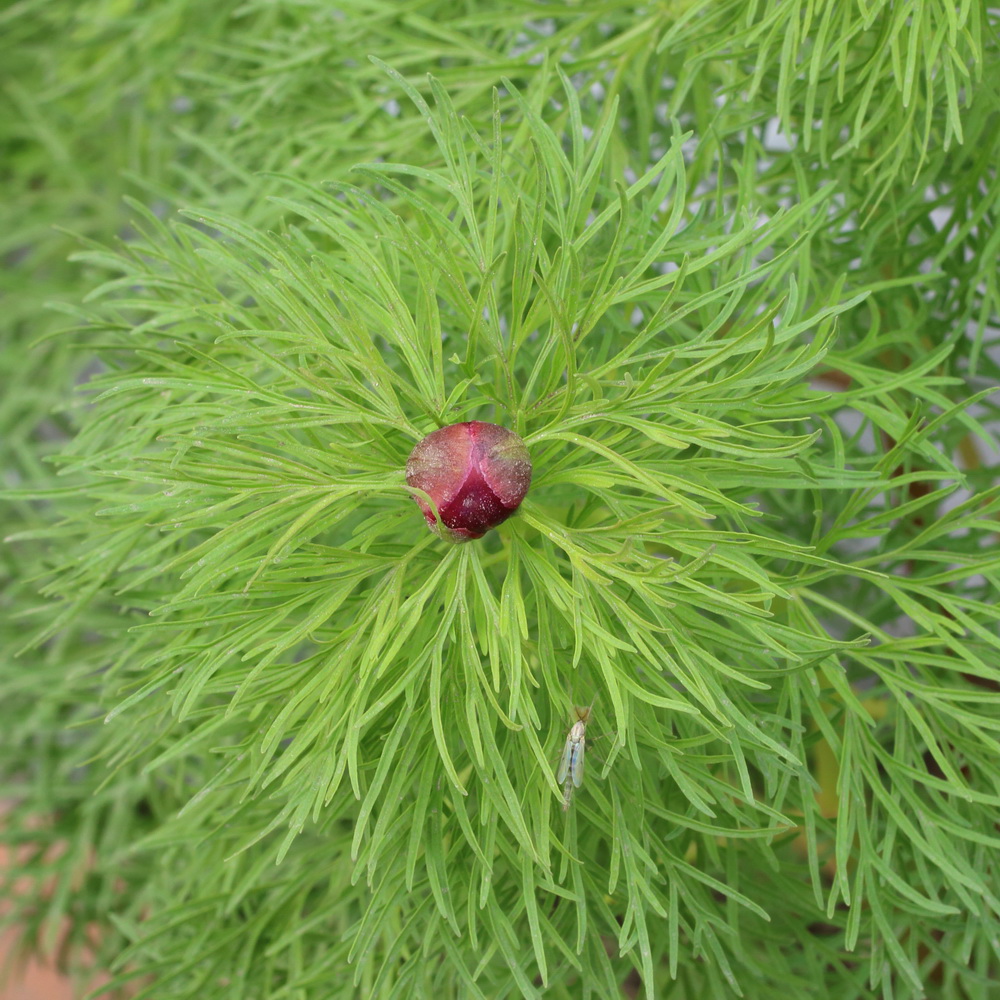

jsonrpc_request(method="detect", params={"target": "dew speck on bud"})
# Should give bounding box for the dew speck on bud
[405,421,532,541]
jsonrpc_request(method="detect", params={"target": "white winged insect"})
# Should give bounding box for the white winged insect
[556,705,592,811]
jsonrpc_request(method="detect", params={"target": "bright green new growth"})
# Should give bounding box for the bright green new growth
[2,3,999,999]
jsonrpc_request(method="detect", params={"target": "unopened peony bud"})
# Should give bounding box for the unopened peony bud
[405,421,532,541]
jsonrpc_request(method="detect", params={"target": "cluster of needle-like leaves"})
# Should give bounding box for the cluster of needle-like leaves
[2,3,999,1000]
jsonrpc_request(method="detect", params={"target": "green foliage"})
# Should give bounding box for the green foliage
[2,3,999,999]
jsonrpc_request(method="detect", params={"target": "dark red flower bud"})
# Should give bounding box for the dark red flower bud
[405,421,532,541]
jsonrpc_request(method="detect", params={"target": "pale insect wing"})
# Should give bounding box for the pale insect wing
[556,736,573,785]
[571,737,585,788]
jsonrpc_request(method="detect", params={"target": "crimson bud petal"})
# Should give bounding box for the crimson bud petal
[405,421,532,541]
